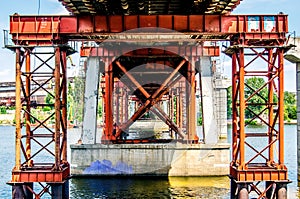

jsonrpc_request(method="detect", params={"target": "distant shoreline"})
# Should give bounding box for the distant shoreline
[0,113,297,126]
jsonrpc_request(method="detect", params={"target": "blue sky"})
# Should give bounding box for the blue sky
[0,0,299,91]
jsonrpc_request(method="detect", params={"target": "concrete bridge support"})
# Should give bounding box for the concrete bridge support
[81,57,101,144]
[71,53,231,176]
[285,37,300,181]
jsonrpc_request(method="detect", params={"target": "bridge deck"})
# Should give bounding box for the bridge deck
[59,0,242,15]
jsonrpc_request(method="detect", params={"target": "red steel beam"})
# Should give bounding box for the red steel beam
[11,167,69,183]
[9,14,288,46]
[80,45,220,58]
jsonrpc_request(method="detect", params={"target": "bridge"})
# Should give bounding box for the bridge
[5,0,291,198]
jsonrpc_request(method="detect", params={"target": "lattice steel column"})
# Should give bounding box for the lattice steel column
[227,44,290,199]
[8,46,71,199]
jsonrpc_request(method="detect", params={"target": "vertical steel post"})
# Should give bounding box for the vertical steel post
[25,49,32,166]
[238,48,246,169]
[187,59,196,142]
[104,59,114,140]
[231,52,238,162]
[15,48,21,170]
[54,47,61,170]
[61,49,68,162]
[268,48,274,165]
[278,48,285,167]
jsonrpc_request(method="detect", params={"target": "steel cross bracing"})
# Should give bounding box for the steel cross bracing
[225,43,291,198]
[7,46,71,198]
[6,13,290,199]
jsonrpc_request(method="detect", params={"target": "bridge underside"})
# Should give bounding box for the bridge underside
[6,11,291,199]
[59,0,242,15]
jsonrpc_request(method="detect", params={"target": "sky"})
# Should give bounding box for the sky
[0,0,299,91]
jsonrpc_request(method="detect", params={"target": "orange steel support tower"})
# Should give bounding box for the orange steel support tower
[226,37,291,198]
[6,1,290,198]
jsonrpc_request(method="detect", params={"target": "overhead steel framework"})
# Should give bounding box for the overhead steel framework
[6,2,291,198]
[58,0,242,15]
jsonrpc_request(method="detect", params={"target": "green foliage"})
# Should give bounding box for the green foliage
[0,106,7,114]
[245,119,258,126]
[42,106,51,112]
[284,91,297,120]
[45,92,55,108]
[244,77,268,119]
[226,77,296,123]
[197,117,202,126]
[97,102,102,118]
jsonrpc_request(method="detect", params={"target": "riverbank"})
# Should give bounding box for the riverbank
[227,119,297,125]
[0,113,14,125]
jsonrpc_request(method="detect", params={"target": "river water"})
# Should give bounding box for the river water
[0,125,298,198]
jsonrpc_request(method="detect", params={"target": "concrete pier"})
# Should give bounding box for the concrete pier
[284,37,300,180]
[71,56,230,177]
[71,143,230,176]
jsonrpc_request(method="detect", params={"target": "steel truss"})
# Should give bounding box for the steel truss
[226,41,291,198]
[7,46,71,199]
[6,13,290,198]
[86,46,201,143]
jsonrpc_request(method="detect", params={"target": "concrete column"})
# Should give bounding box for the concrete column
[284,38,300,180]
[82,57,101,144]
[297,62,300,179]
[214,79,231,139]
[199,57,218,144]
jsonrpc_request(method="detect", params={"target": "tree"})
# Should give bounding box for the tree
[226,77,297,123]
[284,91,297,120]
[244,77,269,119]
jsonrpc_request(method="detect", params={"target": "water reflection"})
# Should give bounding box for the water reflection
[0,125,298,198]
[70,177,230,198]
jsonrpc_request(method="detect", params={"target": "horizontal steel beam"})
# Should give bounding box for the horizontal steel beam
[11,166,69,183]
[9,14,288,46]
[230,165,288,182]
[80,45,220,57]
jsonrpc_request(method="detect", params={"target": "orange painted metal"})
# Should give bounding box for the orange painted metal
[7,10,290,198]
[9,14,288,46]
[230,165,288,182]
[103,59,114,141]
[11,166,69,183]
[267,48,275,166]
[278,48,285,168]
[9,47,70,197]
[25,50,32,167]
[80,45,220,58]
[54,47,61,171]
[15,48,22,171]
[228,44,289,197]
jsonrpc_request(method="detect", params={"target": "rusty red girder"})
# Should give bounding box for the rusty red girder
[9,14,288,46]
